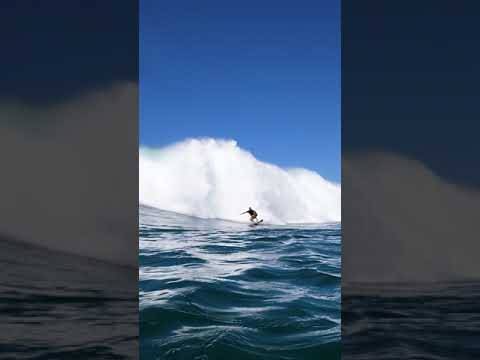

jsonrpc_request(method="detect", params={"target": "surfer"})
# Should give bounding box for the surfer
[241,207,259,223]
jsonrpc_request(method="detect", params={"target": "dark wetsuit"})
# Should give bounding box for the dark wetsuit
[247,209,257,220]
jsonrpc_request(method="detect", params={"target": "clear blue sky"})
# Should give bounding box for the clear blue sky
[140,0,340,182]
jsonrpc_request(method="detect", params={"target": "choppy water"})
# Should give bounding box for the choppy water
[139,205,341,360]
[0,238,138,359]
[342,283,480,359]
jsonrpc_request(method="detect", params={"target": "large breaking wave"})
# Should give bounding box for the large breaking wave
[139,138,340,224]
[343,151,480,284]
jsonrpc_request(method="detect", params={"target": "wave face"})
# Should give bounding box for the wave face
[139,138,340,224]
[139,205,341,359]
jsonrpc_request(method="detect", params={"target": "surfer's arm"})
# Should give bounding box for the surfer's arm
[240,211,248,215]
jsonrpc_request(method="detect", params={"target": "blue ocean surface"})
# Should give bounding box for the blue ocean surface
[342,283,480,359]
[139,205,341,360]
[0,238,137,359]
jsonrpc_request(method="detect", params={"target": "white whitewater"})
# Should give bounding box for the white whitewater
[0,84,137,268]
[140,138,341,224]
[343,151,480,284]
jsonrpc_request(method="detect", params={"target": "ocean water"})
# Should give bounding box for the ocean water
[342,283,480,359]
[139,205,341,360]
[0,238,138,359]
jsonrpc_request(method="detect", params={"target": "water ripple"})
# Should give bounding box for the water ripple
[140,206,341,359]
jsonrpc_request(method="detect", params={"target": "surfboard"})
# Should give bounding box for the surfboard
[249,219,263,227]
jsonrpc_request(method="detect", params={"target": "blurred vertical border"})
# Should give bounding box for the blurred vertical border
[342,1,480,358]
[0,1,138,358]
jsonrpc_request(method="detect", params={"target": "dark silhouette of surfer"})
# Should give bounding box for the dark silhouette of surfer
[241,207,259,223]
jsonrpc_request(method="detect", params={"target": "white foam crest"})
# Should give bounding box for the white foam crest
[0,83,138,268]
[343,152,480,284]
[139,138,341,224]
